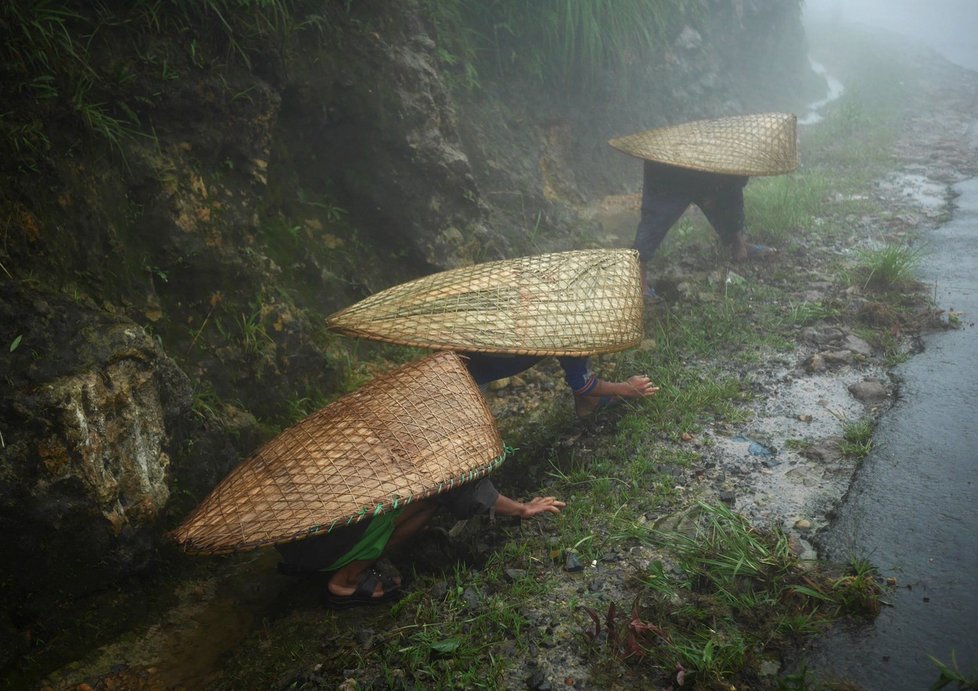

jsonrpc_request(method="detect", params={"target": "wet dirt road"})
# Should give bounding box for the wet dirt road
[806,177,978,689]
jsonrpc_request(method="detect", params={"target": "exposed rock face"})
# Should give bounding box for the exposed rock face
[32,359,172,530]
[0,0,489,619]
[0,283,191,621]
[271,8,486,273]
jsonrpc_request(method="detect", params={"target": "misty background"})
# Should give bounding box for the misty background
[804,0,978,71]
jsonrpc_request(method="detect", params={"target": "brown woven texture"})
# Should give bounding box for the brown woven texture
[170,352,504,555]
[327,249,643,356]
[608,112,798,176]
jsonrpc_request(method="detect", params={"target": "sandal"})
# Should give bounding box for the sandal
[324,568,402,610]
[745,243,776,259]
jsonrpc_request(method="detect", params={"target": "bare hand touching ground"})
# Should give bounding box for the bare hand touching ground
[518,496,566,519]
[493,494,566,519]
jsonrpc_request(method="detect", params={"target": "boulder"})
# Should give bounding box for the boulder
[0,283,191,625]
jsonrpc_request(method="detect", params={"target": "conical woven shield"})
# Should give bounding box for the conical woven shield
[327,249,643,356]
[608,112,798,176]
[170,352,504,555]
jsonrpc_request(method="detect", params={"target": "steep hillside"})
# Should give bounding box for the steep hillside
[0,0,818,676]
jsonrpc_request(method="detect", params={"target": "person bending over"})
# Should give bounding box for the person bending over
[276,478,564,609]
[463,352,657,419]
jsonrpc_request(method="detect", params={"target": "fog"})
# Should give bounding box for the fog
[804,0,978,71]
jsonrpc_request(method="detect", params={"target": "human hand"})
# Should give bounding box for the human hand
[519,496,566,519]
[626,375,659,397]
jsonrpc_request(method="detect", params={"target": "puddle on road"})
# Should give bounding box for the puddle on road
[877,172,950,214]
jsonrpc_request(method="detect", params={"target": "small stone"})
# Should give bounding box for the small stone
[726,271,746,286]
[462,587,481,609]
[848,379,888,403]
[801,437,843,461]
[801,326,838,345]
[564,550,584,572]
[718,490,736,505]
[805,354,826,372]
[504,568,527,582]
[794,518,812,531]
[429,580,448,600]
[843,333,873,356]
[822,349,854,365]
[527,670,547,690]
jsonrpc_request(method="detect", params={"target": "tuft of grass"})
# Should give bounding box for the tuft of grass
[0,0,332,169]
[601,503,839,686]
[658,502,796,598]
[191,380,225,421]
[929,652,978,690]
[850,244,924,293]
[419,0,695,93]
[71,76,142,155]
[670,626,749,687]
[840,418,874,459]
[745,171,831,245]
[236,308,276,358]
[830,557,884,618]
[787,299,842,327]
[364,564,523,688]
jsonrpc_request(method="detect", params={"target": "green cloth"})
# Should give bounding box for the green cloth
[325,507,404,571]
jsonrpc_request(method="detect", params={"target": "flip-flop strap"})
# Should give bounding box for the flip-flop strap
[367,567,399,593]
[353,572,382,599]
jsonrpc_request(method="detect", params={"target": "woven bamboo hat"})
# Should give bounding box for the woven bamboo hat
[327,248,643,356]
[170,352,504,555]
[608,112,798,176]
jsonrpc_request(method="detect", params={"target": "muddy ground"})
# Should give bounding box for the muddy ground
[36,38,978,691]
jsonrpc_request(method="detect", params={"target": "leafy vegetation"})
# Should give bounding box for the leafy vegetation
[840,418,875,460]
[850,244,924,293]
[419,0,696,93]
[0,0,333,170]
[930,653,978,691]
[745,171,832,247]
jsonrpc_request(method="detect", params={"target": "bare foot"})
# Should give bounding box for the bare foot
[328,563,401,598]
[730,232,749,261]
[730,233,776,262]
[574,375,659,417]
